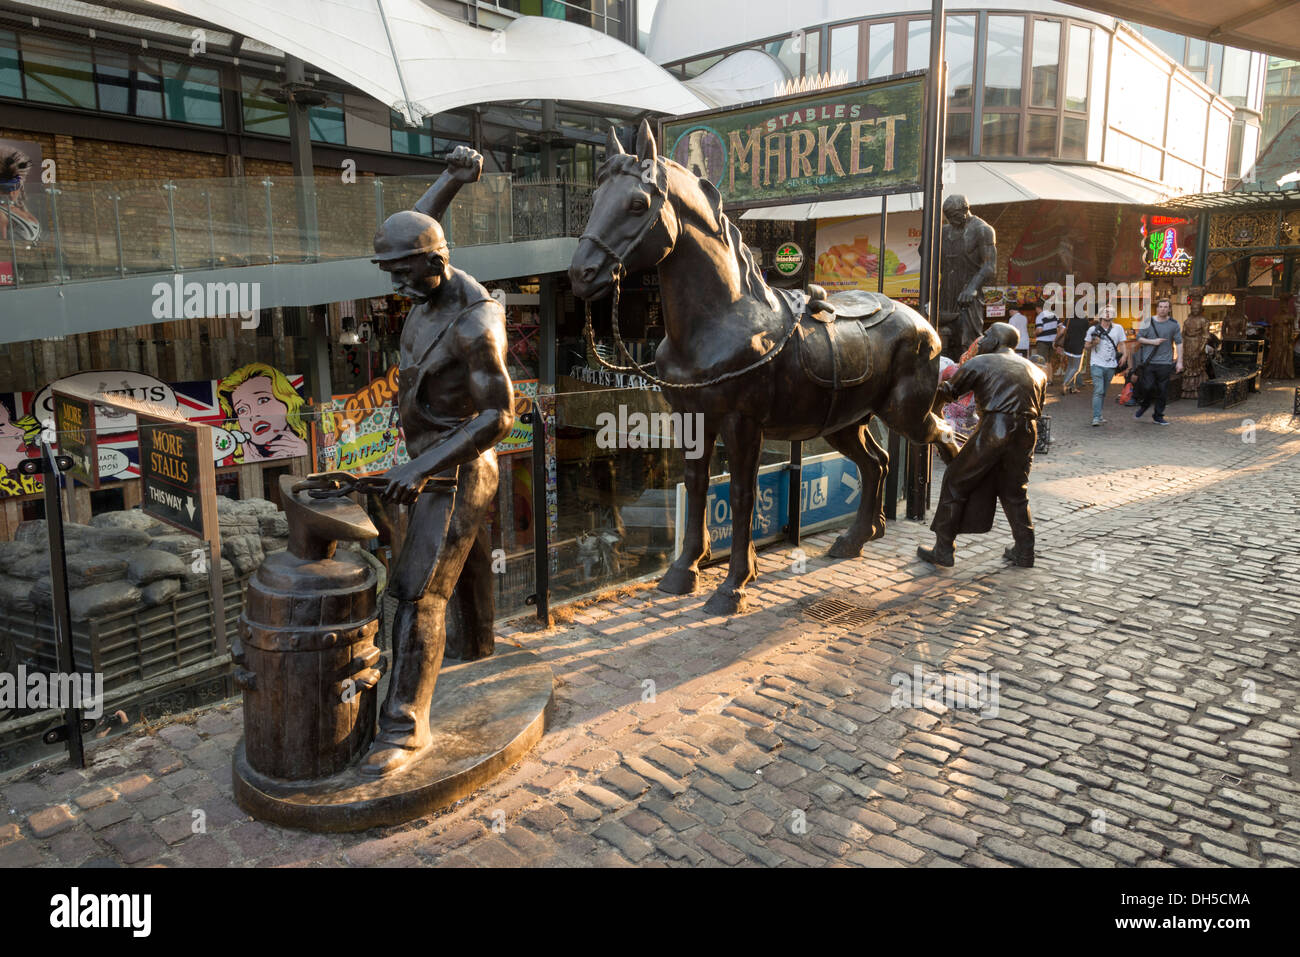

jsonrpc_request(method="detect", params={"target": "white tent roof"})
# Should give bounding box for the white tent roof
[137,0,707,124]
[740,160,1173,219]
[683,50,790,108]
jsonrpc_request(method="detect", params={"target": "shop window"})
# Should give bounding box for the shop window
[95,51,164,118]
[1064,25,1091,112]
[766,35,803,79]
[682,55,722,78]
[803,30,821,78]
[21,35,96,109]
[21,498,44,523]
[867,22,893,79]
[1186,39,1207,69]
[242,74,289,136]
[0,31,23,99]
[1026,113,1057,156]
[1206,44,1224,90]
[946,16,976,108]
[1030,21,1060,109]
[981,112,1020,155]
[829,24,859,81]
[906,20,929,73]
[309,102,346,145]
[1140,26,1185,63]
[1220,47,1251,105]
[162,61,222,126]
[392,114,433,155]
[215,470,240,500]
[984,16,1024,109]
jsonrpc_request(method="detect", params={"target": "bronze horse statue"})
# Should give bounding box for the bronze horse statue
[570,120,959,616]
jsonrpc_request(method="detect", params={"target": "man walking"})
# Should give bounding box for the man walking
[1134,297,1183,425]
[1034,298,1059,370]
[918,322,1048,569]
[1007,302,1031,358]
[1058,306,1091,394]
[1084,305,1126,426]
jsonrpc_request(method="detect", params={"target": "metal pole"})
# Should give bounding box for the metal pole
[39,445,85,767]
[48,187,65,282]
[285,55,320,262]
[163,182,179,271]
[112,194,126,277]
[786,440,803,546]
[528,401,551,626]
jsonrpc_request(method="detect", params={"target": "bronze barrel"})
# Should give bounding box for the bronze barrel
[236,476,384,781]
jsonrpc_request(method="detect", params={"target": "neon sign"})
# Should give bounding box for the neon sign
[1142,215,1193,277]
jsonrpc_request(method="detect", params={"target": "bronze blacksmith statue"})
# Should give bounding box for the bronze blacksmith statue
[938,194,997,360]
[918,322,1047,569]
[361,145,514,776]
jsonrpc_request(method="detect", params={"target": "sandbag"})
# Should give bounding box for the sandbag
[68,581,142,621]
[90,510,162,533]
[82,526,152,552]
[126,550,188,585]
[222,533,264,576]
[141,578,181,606]
[66,551,128,588]
[0,541,45,580]
[0,574,35,611]
[258,514,289,538]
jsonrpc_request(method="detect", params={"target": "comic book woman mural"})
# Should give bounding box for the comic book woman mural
[0,395,41,496]
[217,363,309,463]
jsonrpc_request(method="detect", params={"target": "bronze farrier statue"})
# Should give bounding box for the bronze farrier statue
[340,145,514,777]
[918,322,1047,569]
[938,194,997,360]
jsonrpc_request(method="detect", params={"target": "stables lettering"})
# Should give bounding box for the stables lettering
[729,112,908,190]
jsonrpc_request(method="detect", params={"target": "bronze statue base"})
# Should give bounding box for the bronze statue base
[232,647,554,833]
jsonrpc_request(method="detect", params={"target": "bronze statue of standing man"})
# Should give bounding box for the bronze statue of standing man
[364,146,514,776]
[938,194,997,360]
[919,322,1046,569]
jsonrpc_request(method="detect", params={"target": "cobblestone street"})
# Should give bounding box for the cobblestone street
[3,383,1298,868]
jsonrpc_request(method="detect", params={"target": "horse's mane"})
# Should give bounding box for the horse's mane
[596,155,779,308]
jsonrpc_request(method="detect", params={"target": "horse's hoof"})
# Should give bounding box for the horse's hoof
[658,564,699,595]
[827,535,864,559]
[704,587,747,617]
[867,523,886,542]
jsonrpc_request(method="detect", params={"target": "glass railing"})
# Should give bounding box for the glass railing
[0,175,594,288]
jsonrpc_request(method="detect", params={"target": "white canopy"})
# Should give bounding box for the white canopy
[740,160,1173,219]
[138,0,707,124]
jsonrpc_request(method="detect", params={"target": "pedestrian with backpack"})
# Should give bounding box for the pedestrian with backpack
[1134,297,1183,425]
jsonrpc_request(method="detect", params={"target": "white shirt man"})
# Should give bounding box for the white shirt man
[1007,308,1030,357]
[1084,308,1126,426]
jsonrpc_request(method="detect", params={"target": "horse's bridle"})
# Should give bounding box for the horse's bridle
[579,161,799,392]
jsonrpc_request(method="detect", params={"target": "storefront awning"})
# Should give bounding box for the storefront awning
[739,161,1173,221]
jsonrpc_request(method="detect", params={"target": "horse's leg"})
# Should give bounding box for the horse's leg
[824,420,889,558]
[888,356,962,465]
[704,415,761,617]
[659,420,717,595]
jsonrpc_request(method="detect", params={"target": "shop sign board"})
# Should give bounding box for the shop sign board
[139,414,216,539]
[51,390,99,489]
[774,242,804,275]
[662,73,926,210]
[1143,214,1194,277]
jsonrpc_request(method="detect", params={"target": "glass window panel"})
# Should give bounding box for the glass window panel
[984,16,1024,108]
[1204,109,1230,175]
[1031,20,1060,109]
[1139,27,1185,63]
[1206,44,1224,91]
[1186,39,1207,68]
[21,35,95,109]
[309,103,346,145]
[242,75,289,136]
[867,23,893,79]
[1061,115,1086,159]
[95,52,164,118]
[1026,113,1057,156]
[804,30,820,77]
[945,111,972,156]
[163,61,222,126]
[1065,25,1090,112]
[830,25,859,81]
[946,16,976,108]
[907,20,930,73]
[1221,47,1250,105]
[682,55,721,78]
[1167,81,1207,163]
[767,36,802,78]
[0,31,22,99]
[392,114,432,155]
[981,112,1020,155]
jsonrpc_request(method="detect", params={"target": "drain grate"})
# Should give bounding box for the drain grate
[1220,773,1242,786]
[804,596,879,626]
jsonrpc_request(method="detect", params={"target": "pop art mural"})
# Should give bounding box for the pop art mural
[0,364,307,498]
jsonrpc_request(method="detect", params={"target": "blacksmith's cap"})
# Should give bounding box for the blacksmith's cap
[372,210,448,262]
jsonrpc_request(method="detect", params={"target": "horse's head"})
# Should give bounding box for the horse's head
[569,120,679,301]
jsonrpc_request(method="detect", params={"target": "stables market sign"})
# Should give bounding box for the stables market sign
[662,73,925,209]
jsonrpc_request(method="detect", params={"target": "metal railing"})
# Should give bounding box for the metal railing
[0,174,595,288]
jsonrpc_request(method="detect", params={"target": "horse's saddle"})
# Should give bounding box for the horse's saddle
[779,287,893,389]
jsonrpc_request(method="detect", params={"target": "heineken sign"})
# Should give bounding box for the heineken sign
[662,74,925,210]
[774,242,804,275]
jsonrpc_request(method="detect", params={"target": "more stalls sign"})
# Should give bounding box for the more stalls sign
[661,74,925,209]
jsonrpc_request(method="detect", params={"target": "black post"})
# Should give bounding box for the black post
[910,0,947,521]
[529,402,551,626]
[35,447,85,767]
[786,440,803,545]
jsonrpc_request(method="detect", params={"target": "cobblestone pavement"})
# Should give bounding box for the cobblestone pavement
[3,383,1298,868]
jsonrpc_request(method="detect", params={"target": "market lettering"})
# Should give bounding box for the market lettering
[734,113,910,187]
